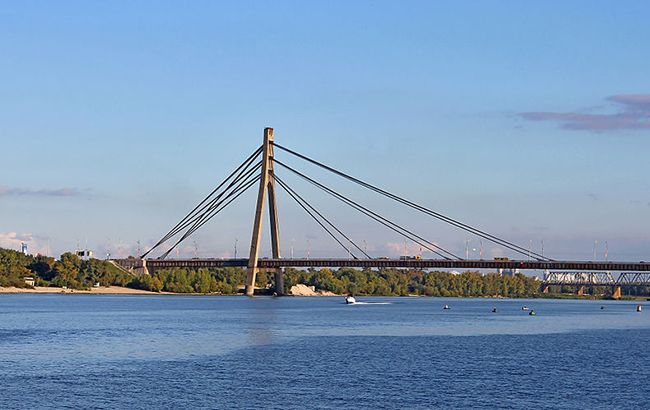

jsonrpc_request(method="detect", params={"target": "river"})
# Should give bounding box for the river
[1,295,649,409]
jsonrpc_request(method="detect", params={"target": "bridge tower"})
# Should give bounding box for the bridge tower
[245,127,282,296]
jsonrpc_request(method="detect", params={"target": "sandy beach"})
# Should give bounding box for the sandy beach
[0,286,168,295]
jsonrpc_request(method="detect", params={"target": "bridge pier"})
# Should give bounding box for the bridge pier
[542,286,550,294]
[131,259,150,276]
[612,286,622,300]
[246,127,283,296]
[577,286,585,296]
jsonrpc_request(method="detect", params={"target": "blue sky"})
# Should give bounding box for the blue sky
[1,1,649,261]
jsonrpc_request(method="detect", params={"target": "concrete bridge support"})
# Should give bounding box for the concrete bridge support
[577,286,585,296]
[132,259,150,276]
[246,128,283,296]
[612,286,622,300]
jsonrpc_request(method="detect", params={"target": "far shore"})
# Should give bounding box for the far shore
[0,286,643,300]
[0,286,171,295]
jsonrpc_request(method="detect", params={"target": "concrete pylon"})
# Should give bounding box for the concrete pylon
[577,286,585,296]
[245,128,282,296]
[612,285,622,300]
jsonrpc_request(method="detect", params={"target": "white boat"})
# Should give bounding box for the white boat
[522,306,530,311]
[443,304,450,310]
[345,296,356,304]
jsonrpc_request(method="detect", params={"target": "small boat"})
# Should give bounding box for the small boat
[600,306,605,310]
[443,304,451,310]
[529,310,536,316]
[492,307,497,313]
[637,305,642,312]
[521,306,530,311]
[345,296,356,304]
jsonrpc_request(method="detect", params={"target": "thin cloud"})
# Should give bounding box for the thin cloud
[0,186,85,197]
[518,94,650,132]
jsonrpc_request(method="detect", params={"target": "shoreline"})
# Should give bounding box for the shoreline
[0,286,171,295]
[0,286,645,300]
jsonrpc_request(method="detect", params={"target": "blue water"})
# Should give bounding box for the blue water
[1,295,649,409]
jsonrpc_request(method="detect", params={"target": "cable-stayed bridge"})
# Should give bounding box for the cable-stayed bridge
[113,128,649,296]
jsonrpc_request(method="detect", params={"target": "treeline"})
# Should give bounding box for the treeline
[1,246,540,297]
[283,268,540,297]
[0,248,131,289]
[139,266,540,297]
[130,267,247,294]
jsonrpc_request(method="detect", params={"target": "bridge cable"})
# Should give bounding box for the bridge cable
[142,145,263,258]
[152,151,262,247]
[272,142,550,261]
[159,173,262,259]
[145,145,261,252]
[146,159,262,259]
[159,173,261,259]
[170,164,262,241]
[275,175,370,259]
[167,160,262,238]
[154,158,263,254]
[274,159,457,259]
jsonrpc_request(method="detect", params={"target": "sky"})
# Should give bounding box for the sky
[1,1,649,262]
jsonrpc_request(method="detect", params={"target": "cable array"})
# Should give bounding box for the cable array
[144,138,551,262]
[275,175,370,259]
[274,160,458,260]
[142,146,262,259]
[272,142,551,262]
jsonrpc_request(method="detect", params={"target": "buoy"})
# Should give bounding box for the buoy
[492,307,497,313]
[600,306,605,310]
[637,305,642,312]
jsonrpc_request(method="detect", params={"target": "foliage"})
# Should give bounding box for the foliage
[0,248,34,287]
[131,267,248,294]
[283,268,541,297]
[0,248,133,290]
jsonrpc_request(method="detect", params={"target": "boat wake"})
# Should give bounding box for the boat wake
[347,301,392,305]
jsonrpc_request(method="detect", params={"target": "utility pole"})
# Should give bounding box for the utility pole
[307,238,311,259]
[245,128,282,296]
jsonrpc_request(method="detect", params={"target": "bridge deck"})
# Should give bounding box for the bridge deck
[115,258,650,272]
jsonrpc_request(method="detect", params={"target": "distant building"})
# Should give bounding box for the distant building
[75,249,93,260]
[23,277,35,286]
[498,268,521,277]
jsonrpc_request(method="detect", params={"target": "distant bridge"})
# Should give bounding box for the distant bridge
[542,271,650,298]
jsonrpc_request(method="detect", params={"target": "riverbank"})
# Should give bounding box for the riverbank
[0,286,170,295]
